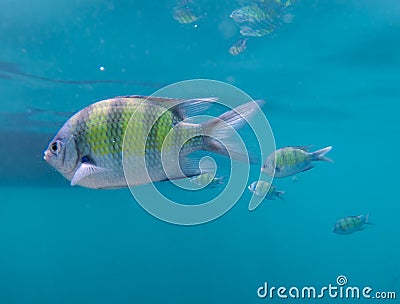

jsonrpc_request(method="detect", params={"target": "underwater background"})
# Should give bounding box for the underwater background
[0,0,399,303]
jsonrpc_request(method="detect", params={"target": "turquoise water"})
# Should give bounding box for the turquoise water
[1,0,399,303]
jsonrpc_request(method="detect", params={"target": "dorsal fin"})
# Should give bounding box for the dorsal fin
[118,95,183,104]
[169,97,218,120]
[117,95,218,120]
[292,145,313,151]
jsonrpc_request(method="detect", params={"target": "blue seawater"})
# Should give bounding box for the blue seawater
[0,1,399,303]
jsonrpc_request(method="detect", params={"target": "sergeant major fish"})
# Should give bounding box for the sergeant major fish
[173,7,199,24]
[239,23,274,37]
[248,180,284,200]
[229,38,249,56]
[333,214,373,235]
[189,173,225,188]
[44,96,264,189]
[173,0,201,24]
[262,146,333,178]
[230,4,267,24]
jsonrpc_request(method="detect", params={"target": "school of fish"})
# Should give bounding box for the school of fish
[171,0,296,56]
[43,1,373,235]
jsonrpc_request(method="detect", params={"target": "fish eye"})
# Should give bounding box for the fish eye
[50,140,62,155]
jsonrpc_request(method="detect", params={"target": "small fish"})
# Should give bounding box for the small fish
[230,4,267,24]
[239,23,274,37]
[189,173,225,188]
[173,0,200,24]
[262,146,333,178]
[173,8,199,24]
[232,0,294,37]
[260,0,295,10]
[44,96,264,189]
[229,38,248,56]
[248,181,284,200]
[333,214,373,235]
[282,0,296,8]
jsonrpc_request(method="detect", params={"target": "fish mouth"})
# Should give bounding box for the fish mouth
[43,150,50,162]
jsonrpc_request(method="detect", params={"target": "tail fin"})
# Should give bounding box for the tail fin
[364,214,374,225]
[215,176,226,185]
[312,146,333,163]
[276,190,285,200]
[202,100,265,164]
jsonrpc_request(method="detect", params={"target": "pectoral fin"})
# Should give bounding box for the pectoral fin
[71,163,107,186]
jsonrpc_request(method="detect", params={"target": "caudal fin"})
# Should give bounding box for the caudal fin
[202,100,265,163]
[364,214,374,225]
[312,146,333,163]
[215,176,226,185]
[276,190,285,200]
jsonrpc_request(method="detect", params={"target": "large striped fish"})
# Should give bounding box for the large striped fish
[44,95,264,189]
